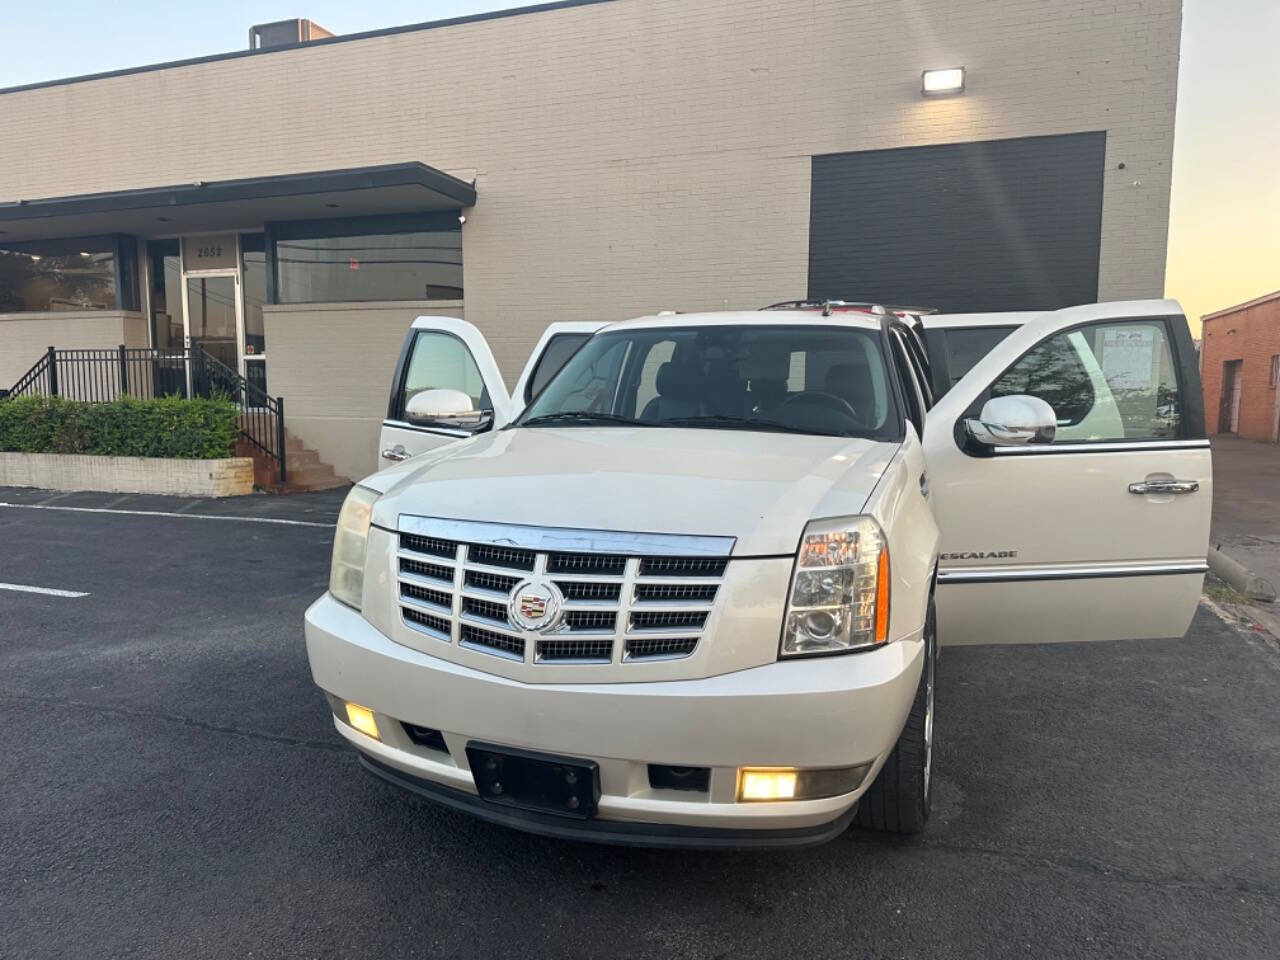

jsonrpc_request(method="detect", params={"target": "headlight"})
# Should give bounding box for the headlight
[330,485,379,610]
[781,516,890,657]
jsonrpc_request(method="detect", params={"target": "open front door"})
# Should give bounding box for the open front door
[922,300,1211,646]
[377,316,512,469]
[377,317,606,470]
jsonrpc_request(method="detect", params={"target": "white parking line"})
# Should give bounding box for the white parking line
[0,502,333,528]
[0,582,89,598]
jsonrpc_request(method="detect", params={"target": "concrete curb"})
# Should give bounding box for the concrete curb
[1208,546,1278,603]
[0,452,255,498]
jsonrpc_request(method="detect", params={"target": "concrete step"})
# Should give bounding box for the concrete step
[236,428,347,494]
[284,471,349,492]
[285,449,323,469]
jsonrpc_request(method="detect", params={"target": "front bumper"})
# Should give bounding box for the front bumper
[305,592,923,844]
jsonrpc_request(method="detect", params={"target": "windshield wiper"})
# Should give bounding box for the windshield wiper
[520,411,652,428]
[662,415,845,437]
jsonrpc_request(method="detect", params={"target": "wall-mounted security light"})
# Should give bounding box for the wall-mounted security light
[922,67,965,96]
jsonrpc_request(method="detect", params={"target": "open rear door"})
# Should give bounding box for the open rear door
[921,300,1211,646]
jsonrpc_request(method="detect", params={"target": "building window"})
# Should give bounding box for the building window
[271,214,462,304]
[0,236,136,313]
[1270,355,1279,389]
[146,239,184,350]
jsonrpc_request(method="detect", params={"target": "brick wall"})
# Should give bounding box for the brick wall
[1200,292,1280,441]
[0,311,148,387]
[263,301,464,479]
[0,0,1183,382]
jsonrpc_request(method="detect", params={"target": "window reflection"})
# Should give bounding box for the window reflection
[147,239,184,350]
[0,237,119,312]
[241,234,266,354]
[276,228,462,303]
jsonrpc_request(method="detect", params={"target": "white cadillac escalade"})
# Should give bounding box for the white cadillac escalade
[304,299,1211,847]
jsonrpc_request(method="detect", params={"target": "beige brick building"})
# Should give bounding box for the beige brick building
[0,0,1183,479]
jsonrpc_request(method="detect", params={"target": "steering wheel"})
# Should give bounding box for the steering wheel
[778,390,858,422]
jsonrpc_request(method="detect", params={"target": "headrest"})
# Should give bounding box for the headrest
[655,361,701,403]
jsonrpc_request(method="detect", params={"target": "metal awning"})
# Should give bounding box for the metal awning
[0,162,475,242]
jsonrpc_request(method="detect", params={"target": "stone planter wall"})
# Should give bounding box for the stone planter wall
[0,453,255,497]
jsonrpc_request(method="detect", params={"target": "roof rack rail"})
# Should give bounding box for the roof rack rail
[761,299,937,317]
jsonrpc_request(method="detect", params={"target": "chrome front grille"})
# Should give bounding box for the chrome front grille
[394,517,733,666]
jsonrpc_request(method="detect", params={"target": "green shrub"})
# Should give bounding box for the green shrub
[0,394,239,460]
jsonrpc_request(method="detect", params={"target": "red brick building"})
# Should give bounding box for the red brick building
[1200,291,1280,442]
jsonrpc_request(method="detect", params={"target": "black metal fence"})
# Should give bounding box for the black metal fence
[5,345,286,481]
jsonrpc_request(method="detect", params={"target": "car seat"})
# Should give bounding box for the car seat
[641,362,703,420]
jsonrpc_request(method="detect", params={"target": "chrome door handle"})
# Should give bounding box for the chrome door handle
[381,445,409,462]
[1128,479,1199,495]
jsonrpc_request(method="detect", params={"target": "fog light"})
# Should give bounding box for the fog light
[344,702,380,741]
[739,768,798,801]
[738,764,873,801]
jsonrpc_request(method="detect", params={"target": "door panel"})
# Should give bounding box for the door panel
[378,317,511,470]
[922,300,1211,646]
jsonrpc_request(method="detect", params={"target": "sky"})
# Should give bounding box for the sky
[1,0,1275,333]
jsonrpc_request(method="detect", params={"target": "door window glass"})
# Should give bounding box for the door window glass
[398,331,489,418]
[185,276,238,371]
[990,320,1180,441]
[942,326,1016,387]
[526,333,592,401]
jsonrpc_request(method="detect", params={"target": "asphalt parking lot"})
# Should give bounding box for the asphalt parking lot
[2,487,1278,959]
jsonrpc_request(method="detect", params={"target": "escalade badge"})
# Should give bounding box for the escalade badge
[509,580,564,632]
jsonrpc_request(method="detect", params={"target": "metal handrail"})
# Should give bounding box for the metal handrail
[3,344,287,483]
[7,348,53,397]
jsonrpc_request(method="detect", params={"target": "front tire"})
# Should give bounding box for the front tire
[855,597,935,835]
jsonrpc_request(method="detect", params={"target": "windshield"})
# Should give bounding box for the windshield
[518,324,901,439]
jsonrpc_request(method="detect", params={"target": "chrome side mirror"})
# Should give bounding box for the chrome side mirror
[404,388,493,432]
[965,394,1057,446]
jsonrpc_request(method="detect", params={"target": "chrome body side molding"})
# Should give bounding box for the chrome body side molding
[937,560,1209,585]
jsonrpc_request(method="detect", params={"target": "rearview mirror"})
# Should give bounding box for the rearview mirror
[404,388,493,432]
[965,394,1056,447]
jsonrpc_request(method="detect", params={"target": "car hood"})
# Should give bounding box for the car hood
[368,427,900,557]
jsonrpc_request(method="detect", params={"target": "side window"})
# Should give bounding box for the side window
[942,326,1016,389]
[634,339,677,414]
[990,320,1181,442]
[526,333,591,402]
[396,331,489,419]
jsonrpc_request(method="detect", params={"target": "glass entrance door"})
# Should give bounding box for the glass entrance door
[183,273,241,369]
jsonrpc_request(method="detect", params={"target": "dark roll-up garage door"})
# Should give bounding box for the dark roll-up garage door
[807,131,1106,313]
